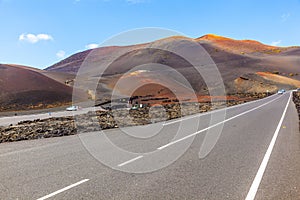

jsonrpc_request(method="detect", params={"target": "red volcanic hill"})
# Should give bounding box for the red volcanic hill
[46,34,300,76]
[4,33,299,112]
[45,34,300,104]
[196,34,282,54]
[0,64,75,111]
[2,34,299,110]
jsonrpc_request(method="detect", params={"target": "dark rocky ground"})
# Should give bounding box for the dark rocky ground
[0,93,272,143]
[292,91,300,130]
[0,117,76,143]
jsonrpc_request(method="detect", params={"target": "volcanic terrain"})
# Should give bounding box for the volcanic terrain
[0,64,75,111]
[46,34,300,105]
[1,34,299,112]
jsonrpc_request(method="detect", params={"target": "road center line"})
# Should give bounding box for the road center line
[158,94,283,150]
[245,92,291,200]
[118,156,144,167]
[117,93,283,168]
[36,179,89,200]
[163,94,276,126]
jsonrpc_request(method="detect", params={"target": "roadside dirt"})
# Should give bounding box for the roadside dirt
[0,92,273,143]
[292,91,300,130]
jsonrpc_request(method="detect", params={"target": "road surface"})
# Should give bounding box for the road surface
[0,92,299,199]
[0,106,105,127]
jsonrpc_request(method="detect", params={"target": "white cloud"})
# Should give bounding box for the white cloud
[85,43,100,49]
[19,33,53,43]
[271,40,282,46]
[56,50,66,59]
[281,13,290,22]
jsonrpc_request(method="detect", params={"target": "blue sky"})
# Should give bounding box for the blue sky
[0,0,300,69]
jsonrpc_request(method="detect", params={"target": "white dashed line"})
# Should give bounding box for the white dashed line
[118,94,284,167]
[118,156,144,167]
[36,179,89,200]
[158,94,283,150]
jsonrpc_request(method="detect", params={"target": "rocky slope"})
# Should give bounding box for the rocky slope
[45,34,300,105]
[0,92,270,143]
[293,91,300,130]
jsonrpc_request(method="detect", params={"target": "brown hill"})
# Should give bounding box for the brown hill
[233,72,300,93]
[46,34,300,75]
[0,64,75,111]
[44,34,300,103]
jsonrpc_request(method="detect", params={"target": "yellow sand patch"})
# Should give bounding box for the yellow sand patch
[257,72,300,88]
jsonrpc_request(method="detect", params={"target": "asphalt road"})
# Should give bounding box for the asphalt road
[0,106,105,127]
[0,92,299,200]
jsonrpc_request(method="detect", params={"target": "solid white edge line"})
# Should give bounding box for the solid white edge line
[117,93,284,167]
[163,94,276,126]
[245,92,292,200]
[118,156,144,167]
[36,179,89,200]
[158,93,284,150]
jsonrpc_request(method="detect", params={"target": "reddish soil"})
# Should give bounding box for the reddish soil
[196,34,283,54]
[0,64,75,111]
[4,34,300,111]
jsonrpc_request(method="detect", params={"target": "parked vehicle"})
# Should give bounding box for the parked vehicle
[130,105,139,110]
[66,105,79,111]
[277,89,286,94]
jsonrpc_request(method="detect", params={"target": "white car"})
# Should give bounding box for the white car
[277,89,286,94]
[66,105,78,111]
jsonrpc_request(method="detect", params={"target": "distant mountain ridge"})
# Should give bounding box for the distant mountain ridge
[45,34,299,74]
[44,34,300,105]
[1,34,299,111]
[196,34,284,54]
